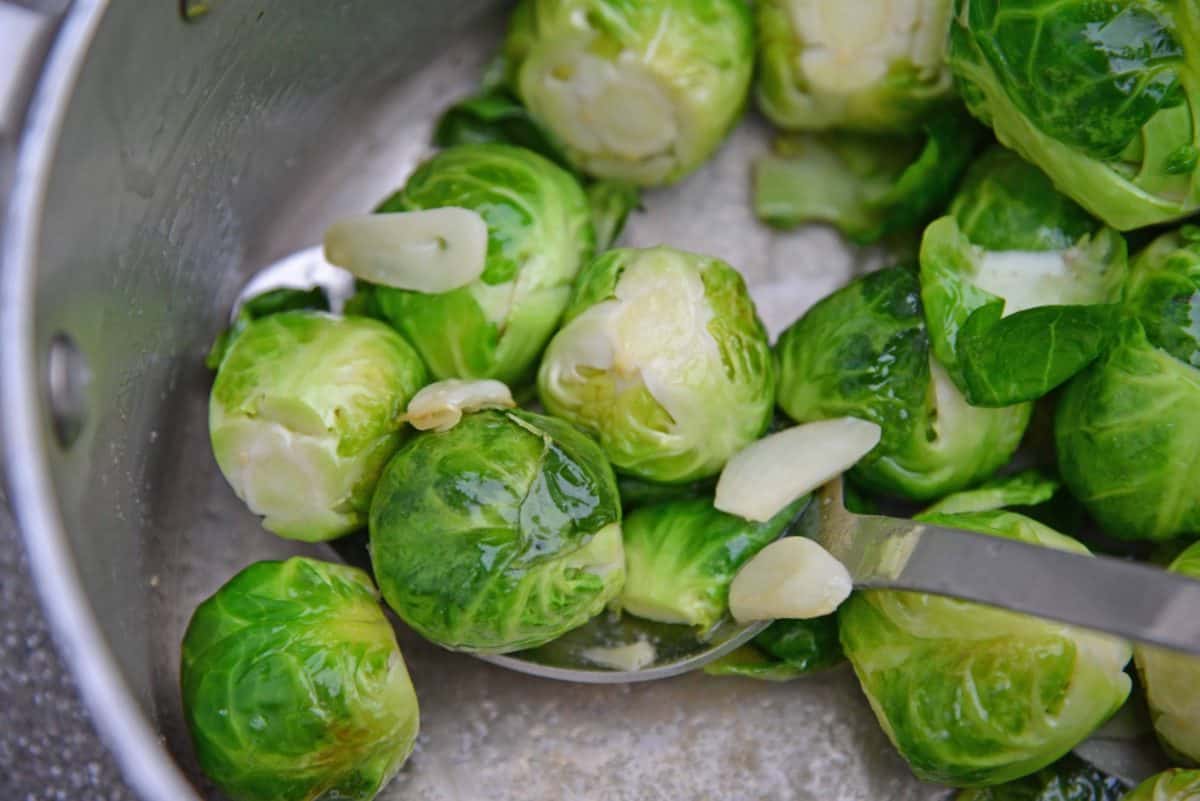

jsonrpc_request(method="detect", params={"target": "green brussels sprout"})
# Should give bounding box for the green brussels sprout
[1135,540,1200,765]
[919,149,1129,406]
[620,497,803,633]
[538,246,775,484]
[209,311,429,541]
[503,0,754,186]
[703,616,844,681]
[754,105,986,244]
[367,143,594,386]
[756,0,956,133]
[1122,770,1200,801]
[949,0,1200,230]
[953,755,1126,801]
[775,266,1031,501]
[181,558,419,801]
[369,409,624,653]
[840,510,1133,787]
[1056,229,1200,542]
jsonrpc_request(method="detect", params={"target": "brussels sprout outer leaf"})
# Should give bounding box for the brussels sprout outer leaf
[775,266,1029,500]
[586,180,641,251]
[1135,541,1200,765]
[209,312,429,541]
[620,497,805,633]
[952,754,1126,801]
[181,558,419,801]
[956,303,1121,406]
[370,143,595,386]
[841,510,1132,787]
[754,105,985,244]
[702,645,814,681]
[1121,770,1200,801]
[206,287,330,370]
[616,475,716,511]
[704,616,844,681]
[1056,318,1200,542]
[433,86,569,166]
[369,409,624,653]
[950,148,1100,253]
[921,470,1059,516]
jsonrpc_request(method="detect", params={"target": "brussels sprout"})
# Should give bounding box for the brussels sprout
[841,510,1132,787]
[538,246,775,484]
[949,0,1200,230]
[1135,541,1200,765]
[756,0,956,132]
[365,144,594,386]
[370,409,624,653]
[503,0,754,186]
[209,311,428,541]
[754,105,986,244]
[704,616,844,681]
[620,498,803,633]
[953,755,1126,801]
[775,266,1031,501]
[920,151,1129,406]
[1056,230,1200,542]
[181,558,419,801]
[921,470,1059,516]
[1122,770,1200,801]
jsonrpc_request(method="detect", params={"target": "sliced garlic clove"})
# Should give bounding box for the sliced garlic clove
[728,537,852,623]
[404,379,515,432]
[323,207,488,294]
[581,639,657,672]
[714,417,881,522]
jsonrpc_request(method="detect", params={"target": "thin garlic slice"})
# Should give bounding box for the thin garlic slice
[714,417,881,522]
[581,640,657,672]
[404,379,515,432]
[729,537,852,623]
[323,207,488,293]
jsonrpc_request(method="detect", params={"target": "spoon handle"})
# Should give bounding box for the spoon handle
[820,507,1200,655]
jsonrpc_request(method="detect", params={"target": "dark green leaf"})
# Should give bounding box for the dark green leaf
[587,180,641,251]
[956,303,1120,406]
[433,87,567,167]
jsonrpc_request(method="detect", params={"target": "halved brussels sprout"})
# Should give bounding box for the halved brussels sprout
[953,755,1126,801]
[369,409,624,653]
[754,105,986,244]
[363,143,594,386]
[181,558,419,801]
[1056,229,1200,542]
[620,498,802,633]
[538,246,775,484]
[920,149,1129,406]
[775,266,1031,501]
[757,0,956,133]
[1136,540,1200,764]
[840,510,1132,787]
[704,616,845,681]
[949,0,1200,230]
[504,0,754,185]
[1123,770,1200,801]
[209,311,428,541]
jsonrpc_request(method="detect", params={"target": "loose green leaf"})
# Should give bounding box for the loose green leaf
[586,180,641,251]
[205,287,329,369]
[922,470,1060,516]
[955,303,1121,406]
[953,755,1125,801]
[704,616,844,681]
[754,105,987,244]
[433,86,567,167]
